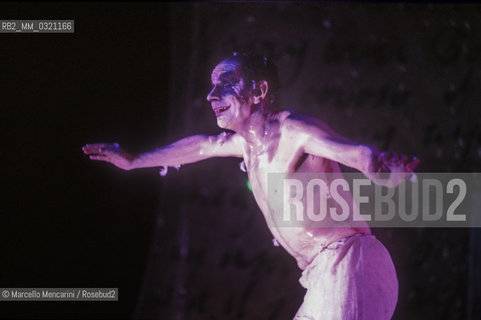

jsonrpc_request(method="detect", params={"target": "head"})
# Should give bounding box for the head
[206,53,280,130]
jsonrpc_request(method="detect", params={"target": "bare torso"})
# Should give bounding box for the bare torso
[83,59,419,271]
[238,111,370,270]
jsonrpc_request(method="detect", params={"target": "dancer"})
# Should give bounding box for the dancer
[83,53,419,319]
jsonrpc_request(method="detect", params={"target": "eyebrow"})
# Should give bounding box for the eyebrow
[212,71,239,84]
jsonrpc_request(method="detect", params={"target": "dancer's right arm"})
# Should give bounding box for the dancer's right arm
[82,132,243,171]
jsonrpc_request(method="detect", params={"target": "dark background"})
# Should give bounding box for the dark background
[1,2,480,319]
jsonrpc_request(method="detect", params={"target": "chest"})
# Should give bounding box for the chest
[242,135,306,192]
[243,136,296,171]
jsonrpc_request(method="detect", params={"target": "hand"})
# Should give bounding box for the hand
[366,151,420,187]
[82,143,133,170]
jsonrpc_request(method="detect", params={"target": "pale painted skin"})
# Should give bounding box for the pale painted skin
[83,59,419,270]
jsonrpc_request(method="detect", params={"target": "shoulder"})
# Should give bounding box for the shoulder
[215,131,245,151]
[204,131,243,157]
[212,130,243,146]
[279,110,329,133]
[279,111,345,145]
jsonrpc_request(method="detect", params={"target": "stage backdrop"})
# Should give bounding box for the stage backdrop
[1,2,480,320]
[136,3,481,320]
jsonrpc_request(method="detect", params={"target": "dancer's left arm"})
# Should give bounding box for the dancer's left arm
[282,113,420,186]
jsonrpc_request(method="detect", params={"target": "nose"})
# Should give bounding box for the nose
[206,86,220,102]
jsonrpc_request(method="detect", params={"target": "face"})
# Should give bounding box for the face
[206,60,254,130]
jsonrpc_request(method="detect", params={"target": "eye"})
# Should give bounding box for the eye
[221,81,233,89]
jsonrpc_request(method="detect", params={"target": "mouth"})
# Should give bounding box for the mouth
[213,105,231,116]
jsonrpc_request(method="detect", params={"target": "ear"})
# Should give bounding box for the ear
[253,80,269,104]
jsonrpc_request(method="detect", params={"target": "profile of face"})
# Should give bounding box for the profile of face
[206,60,255,130]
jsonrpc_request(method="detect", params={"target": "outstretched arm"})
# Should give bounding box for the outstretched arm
[283,113,420,186]
[82,132,243,171]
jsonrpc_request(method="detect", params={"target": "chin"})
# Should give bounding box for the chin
[216,118,231,130]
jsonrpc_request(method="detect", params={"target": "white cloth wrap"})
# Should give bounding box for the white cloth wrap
[294,234,398,320]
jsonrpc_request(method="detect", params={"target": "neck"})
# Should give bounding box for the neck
[237,104,276,144]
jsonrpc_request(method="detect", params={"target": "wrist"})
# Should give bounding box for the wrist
[362,145,377,174]
[127,155,137,170]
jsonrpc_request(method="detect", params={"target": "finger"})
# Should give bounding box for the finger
[378,152,391,162]
[89,154,109,161]
[406,157,421,171]
[376,161,390,173]
[83,143,109,154]
[393,153,403,166]
[82,144,99,154]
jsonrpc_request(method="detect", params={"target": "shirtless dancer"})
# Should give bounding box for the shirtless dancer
[83,53,419,320]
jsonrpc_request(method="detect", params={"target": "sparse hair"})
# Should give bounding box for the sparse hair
[223,52,281,107]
